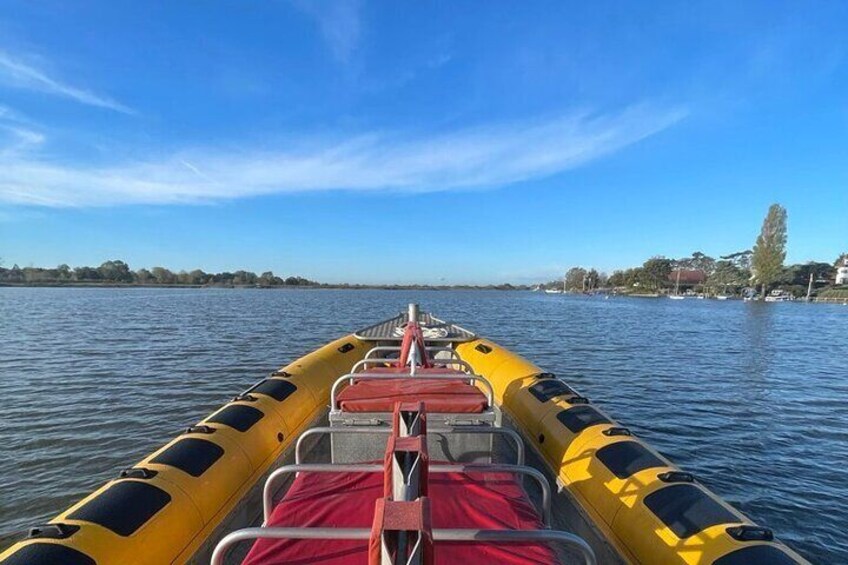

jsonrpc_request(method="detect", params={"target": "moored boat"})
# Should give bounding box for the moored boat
[0,305,807,565]
[764,290,794,302]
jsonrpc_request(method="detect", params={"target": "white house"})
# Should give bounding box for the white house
[837,258,848,285]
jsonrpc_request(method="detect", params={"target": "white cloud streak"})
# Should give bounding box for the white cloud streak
[0,104,687,207]
[293,0,362,63]
[0,51,133,114]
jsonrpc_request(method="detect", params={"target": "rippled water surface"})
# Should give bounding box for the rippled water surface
[1,288,846,561]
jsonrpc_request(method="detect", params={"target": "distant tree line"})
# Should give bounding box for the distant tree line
[0,259,320,287]
[546,204,846,298]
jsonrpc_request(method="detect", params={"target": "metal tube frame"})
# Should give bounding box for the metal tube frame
[263,463,551,526]
[294,426,524,466]
[351,358,474,374]
[365,346,461,361]
[330,373,495,412]
[211,526,596,565]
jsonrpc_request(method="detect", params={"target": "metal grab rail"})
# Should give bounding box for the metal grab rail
[351,358,474,374]
[294,426,525,465]
[330,373,495,412]
[365,346,461,361]
[210,526,596,565]
[263,463,551,526]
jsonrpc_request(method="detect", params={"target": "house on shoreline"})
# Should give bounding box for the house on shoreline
[667,269,707,290]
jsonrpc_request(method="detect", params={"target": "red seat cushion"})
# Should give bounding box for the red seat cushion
[337,378,488,413]
[242,467,555,565]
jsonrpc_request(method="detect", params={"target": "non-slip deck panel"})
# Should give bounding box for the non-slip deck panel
[67,481,171,536]
[355,312,475,342]
[528,379,576,402]
[596,441,665,479]
[0,543,96,565]
[150,438,224,477]
[556,405,610,434]
[249,379,297,402]
[643,484,737,539]
[713,545,797,565]
[207,405,264,432]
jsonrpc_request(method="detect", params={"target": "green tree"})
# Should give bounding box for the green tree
[151,267,176,284]
[564,267,587,291]
[56,264,71,280]
[751,204,788,294]
[686,251,716,276]
[135,268,154,284]
[721,250,753,272]
[639,257,673,290]
[586,269,600,290]
[708,260,747,289]
[73,266,100,281]
[98,260,133,282]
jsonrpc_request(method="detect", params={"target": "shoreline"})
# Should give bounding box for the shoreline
[0,282,528,291]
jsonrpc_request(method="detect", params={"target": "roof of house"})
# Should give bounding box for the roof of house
[668,269,707,284]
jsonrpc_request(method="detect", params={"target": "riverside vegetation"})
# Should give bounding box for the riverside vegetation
[542,204,847,299]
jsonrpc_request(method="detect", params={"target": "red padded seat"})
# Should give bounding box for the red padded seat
[336,378,488,413]
[242,466,555,565]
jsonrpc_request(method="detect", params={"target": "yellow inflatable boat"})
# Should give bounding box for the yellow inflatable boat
[0,305,807,564]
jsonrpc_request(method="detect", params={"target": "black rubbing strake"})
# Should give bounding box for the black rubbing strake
[528,379,576,402]
[207,404,264,432]
[67,481,171,536]
[1,544,95,565]
[596,441,665,479]
[250,379,297,402]
[151,438,224,477]
[556,406,610,434]
[644,484,737,539]
[712,545,797,565]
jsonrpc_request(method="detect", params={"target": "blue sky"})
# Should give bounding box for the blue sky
[0,1,846,284]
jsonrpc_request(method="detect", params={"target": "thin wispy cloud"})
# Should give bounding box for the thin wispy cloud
[294,0,362,63]
[0,50,133,114]
[0,104,687,207]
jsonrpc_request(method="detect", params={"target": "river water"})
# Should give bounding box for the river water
[1,287,846,561]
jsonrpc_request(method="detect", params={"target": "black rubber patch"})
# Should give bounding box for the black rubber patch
[713,545,796,565]
[27,523,79,539]
[596,441,665,479]
[185,424,215,435]
[726,525,773,542]
[119,467,157,480]
[603,427,632,437]
[658,471,695,483]
[67,481,171,536]
[528,379,576,402]
[337,342,355,353]
[250,379,297,402]
[151,438,224,477]
[2,544,95,565]
[475,344,492,354]
[644,484,737,539]
[207,404,264,432]
[556,406,610,434]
